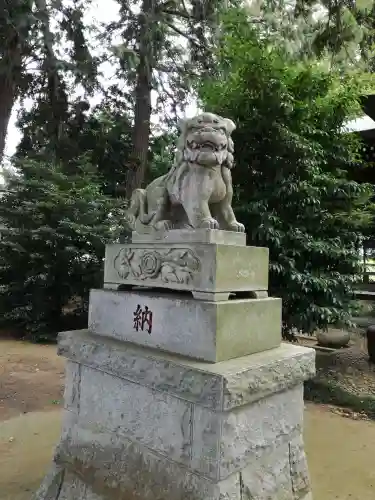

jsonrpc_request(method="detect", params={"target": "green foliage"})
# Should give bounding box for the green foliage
[16,99,134,197]
[200,8,374,337]
[147,132,177,182]
[0,158,122,341]
[247,0,375,70]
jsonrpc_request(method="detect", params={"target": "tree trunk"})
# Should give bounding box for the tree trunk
[0,20,23,162]
[0,0,37,161]
[35,0,67,152]
[125,0,153,200]
[0,75,17,161]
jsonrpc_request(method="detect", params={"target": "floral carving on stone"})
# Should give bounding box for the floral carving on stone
[114,247,201,284]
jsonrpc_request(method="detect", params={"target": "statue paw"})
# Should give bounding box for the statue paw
[228,221,245,233]
[200,218,220,230]
[154,220,172,231]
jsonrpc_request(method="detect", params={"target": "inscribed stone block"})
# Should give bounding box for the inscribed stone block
[88,288,281,361]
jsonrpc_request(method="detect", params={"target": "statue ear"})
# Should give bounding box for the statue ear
[224,118,236,135]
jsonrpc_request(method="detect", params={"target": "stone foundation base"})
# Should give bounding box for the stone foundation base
[33,330,315,500]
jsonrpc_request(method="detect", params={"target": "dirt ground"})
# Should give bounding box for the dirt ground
[1,340,375,500]
[0,339,65,421]
[297,323,375,406]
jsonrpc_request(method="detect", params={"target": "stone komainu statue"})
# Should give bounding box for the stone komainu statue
[124,112,245,233]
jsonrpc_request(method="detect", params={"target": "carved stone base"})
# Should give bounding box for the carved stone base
[103,240,269,299]
[33,331,315,500]
[88,288,282,362]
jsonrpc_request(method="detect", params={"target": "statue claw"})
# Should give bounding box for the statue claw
[228,221,245,233]
[200,218,220,230]
[154,220,173,231]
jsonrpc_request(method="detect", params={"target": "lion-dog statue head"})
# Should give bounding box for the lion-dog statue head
[174,112,236,169]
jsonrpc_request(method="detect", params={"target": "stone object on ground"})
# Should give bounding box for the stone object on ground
[366,325,375,364]
[34,113,315,500]
[316,328,350,348]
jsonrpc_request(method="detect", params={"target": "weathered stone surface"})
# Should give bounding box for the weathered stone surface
[132,228,246,246]
[289,435,311,498]
[239,444,293,499]
[56,420,241,500]
[63,361,81,412]
[191,386,304,479]
[58,330,315,411]
[34,469,104,500]
[52,410,311,499]
[36,332,314,499]
[103,242,269,298]
[238,437,312,500]
[76,365,193,465]
[61,357,306,481]
[220,345,316,410]
[60,407,79,441]
[88,289,281,362]
[218,386,304,478]
[32,462,65,500]
[58,472,103,500]
[59,331,224,410]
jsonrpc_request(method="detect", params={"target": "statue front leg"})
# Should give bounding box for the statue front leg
[178,168,219,230]
[143,185,172,231]
[216,167,245,232]
[182,198,219,230]
[217,202,245,232]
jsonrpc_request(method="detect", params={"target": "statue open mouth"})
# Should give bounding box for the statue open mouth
[200,141,216,152]
[187,140,225,152]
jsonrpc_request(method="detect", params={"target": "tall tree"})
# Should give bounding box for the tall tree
[290,0,375,67]
[105,0,226,198]
[0,0,33,160]
[200,8,373,337]
[0,0,96,161]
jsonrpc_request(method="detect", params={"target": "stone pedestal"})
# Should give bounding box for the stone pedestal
[88,289,282,362]
[103,230,269,300]
[34,230,315,500]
